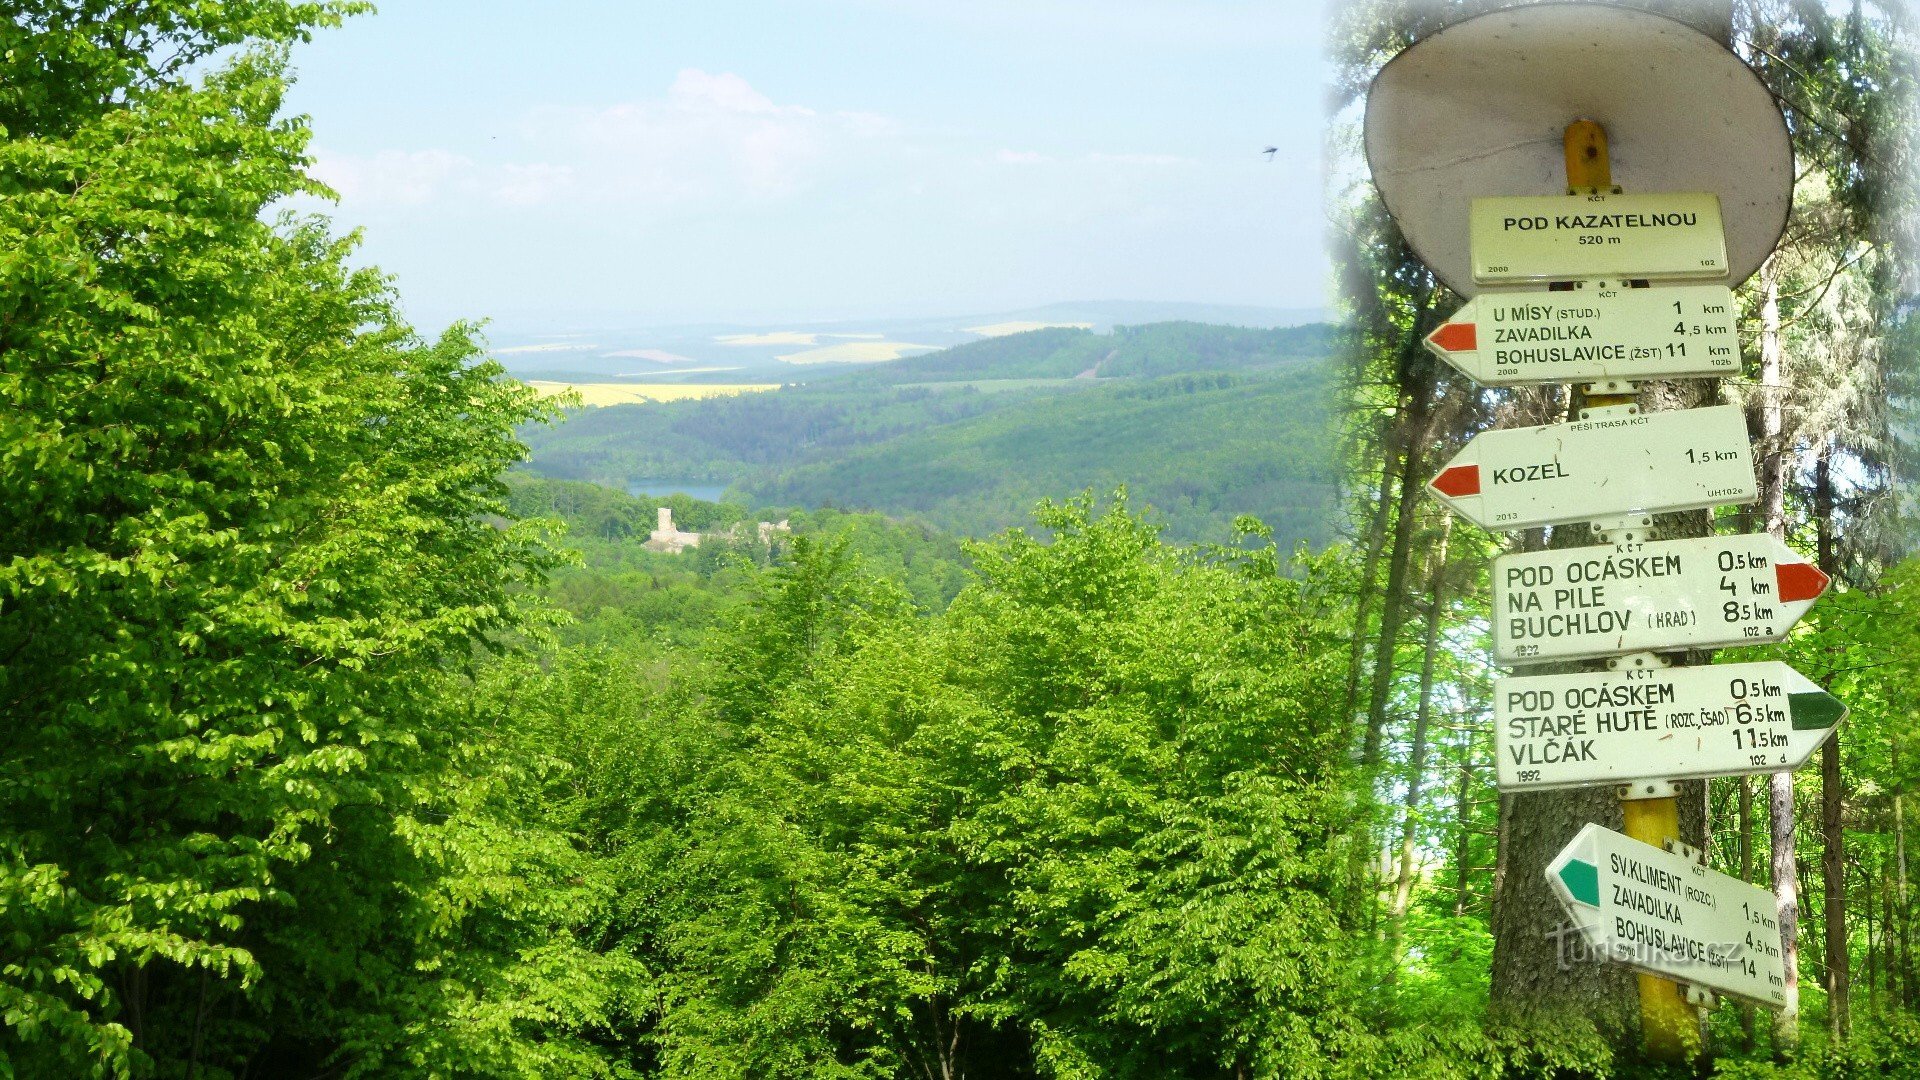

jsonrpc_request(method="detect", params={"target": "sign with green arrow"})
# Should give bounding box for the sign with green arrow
[1496,661,1846,792]
[1547,823,1787,1008]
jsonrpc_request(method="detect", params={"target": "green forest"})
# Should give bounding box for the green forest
[4,2,1920,1080]
[517,322,1340,547]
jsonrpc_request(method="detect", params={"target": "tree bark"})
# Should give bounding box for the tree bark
[1489,784,1639,1040]
[1489,382,1715,1045]
[1345,447,1403,728]
[1897,739,1911,1008]
[1454,728,1479,918]
[1390,512,1453,962]
[1756,255,1800,1056]
[1815,443,1849,1039]
[1738,776,1757,1050]
[1362,388,1433,769]
[1771,771,1802,1057]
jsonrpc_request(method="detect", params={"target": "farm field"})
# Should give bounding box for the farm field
[774,341,939,364]
[525,381,781,406]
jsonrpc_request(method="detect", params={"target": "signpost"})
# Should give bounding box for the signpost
[1495,662,1846,792]
[1548,822,1789,1008]
[1471,192,1729,285]
[1428,404,1756,531]
[1366,11,1811,1051]
[1424,283,1739,386]
[1490,533,1829,664]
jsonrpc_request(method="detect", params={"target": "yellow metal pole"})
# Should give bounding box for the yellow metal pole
[1564,119,1613,196]
[1563,118,1696,1061]
[1621,791,1694,1059]
[1566,121,1636,412]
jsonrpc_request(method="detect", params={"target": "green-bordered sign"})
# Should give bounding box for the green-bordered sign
[1470,192,1729,285]
[1495,662,1845,792]
[1548,823,1787,1008]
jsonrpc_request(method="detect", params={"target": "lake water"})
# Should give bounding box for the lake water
[627,479,731,503]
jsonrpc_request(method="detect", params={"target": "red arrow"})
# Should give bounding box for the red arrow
[1427,321,1478,354]
[1431,465,1481,498]
[1775,561,1830,603]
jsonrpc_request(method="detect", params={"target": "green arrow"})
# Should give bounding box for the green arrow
[1788,690,1848,731]
[1558,858,1600,907]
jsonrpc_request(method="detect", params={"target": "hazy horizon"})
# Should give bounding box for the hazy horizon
[282,1,1331,335]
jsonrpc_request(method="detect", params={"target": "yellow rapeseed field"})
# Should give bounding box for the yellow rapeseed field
[525,381,781,406]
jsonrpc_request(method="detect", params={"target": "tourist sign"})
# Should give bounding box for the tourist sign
[1428,404,1755,531]
[1424,283,1739,386]
[1470,192,1728,285]
[1495,662,1846,793]
[1548,823,1788,1008]
[1491,533,1828,664]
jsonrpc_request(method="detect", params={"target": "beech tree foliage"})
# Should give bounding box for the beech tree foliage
[0,3,616,1075]
[6,2,1919,1078]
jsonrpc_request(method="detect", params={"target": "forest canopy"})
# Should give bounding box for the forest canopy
[3,1,1919,1079]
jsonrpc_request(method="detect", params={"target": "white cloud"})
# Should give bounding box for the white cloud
[315,70,900,212]
[547,68,894,202]
[837,111,900,138]
[665,68,798,115]
[996,149,1049,165]
[491,162,576,206]
[1087,151,1191,166]
[310,148,472,205]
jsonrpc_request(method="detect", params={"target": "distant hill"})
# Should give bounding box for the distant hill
[855,321,1334,384]
[973,300,1328,331]
[517,321,1343,546]
[487,303,1330,381]
[745,367,1337,546]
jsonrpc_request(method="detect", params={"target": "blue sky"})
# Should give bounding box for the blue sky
[283,1,1330,333]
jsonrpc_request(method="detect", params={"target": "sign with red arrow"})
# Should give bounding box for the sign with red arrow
[1425,284,1739,386]
[1428,405,1756,531]
[1491,533,1829,664]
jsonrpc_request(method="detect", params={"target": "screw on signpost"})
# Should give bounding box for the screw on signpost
[1565,119,1697,1062]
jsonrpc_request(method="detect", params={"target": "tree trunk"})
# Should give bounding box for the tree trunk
[1361,394,1432,769]
[1897,739,1911,1008]
[1489,382,1714,1044]
[1739,776,1757,1050]
[1755,255,1800,1056]
[1346,287,1438,742]
[1867,875,1880,1015]
[1454,729,1479,918]
[1757,260,1787,540]
[1771,771,1802,1057]
[1390,513,1453,962]
[1489,784,1639,1039]
[1345,447,1403,727]
[1820,735,1847,1036]
[1815,443,1849,1039]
